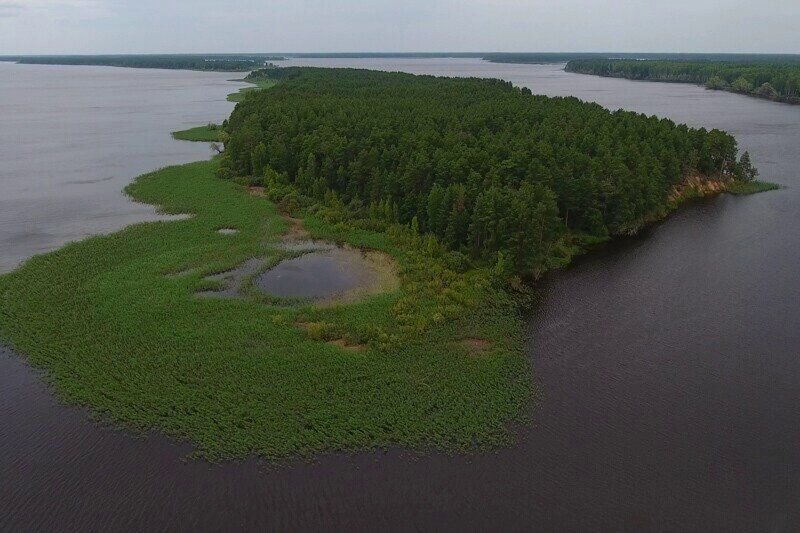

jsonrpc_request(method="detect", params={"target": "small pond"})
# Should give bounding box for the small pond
[195,241,398,304]
[255,248,390,300]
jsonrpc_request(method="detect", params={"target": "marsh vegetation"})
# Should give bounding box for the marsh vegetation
[0,159,530,459]
[171,123,225,142]
[226,73,278,103]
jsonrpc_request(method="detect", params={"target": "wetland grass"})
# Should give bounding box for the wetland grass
[725,180,782,195]
[171,123,225,142]
[0,159,530,460]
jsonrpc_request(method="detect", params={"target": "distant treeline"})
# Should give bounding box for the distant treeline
[244,67,281,82]
[293,52,485,59]
[14,54,286,71]
[487,53,800,65]
[220,67,754,276]
[566,59,800,104]
[8,53,800,71]
[264,52,800,65]
[483,53,610,64]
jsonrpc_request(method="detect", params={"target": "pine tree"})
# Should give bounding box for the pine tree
[251,142,268,177]
[736,151,758,182]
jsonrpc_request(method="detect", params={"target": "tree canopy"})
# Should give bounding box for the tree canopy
[221,67,750,275]
[566,59,800,104]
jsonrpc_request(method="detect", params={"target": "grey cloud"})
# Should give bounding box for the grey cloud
[0,0,798,54]
[0,2,24,17]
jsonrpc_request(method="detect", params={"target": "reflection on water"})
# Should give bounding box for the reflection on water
[2,59,800,531]
[195,257,267,299]
[255,248,382,300]
[192,238,393,302]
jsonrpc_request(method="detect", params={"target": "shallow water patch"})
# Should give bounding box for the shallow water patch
[195,257,268,299]
[194,242,398,305]
[255,250,364,299]
[255,247,398,303]
[278,239,336,252]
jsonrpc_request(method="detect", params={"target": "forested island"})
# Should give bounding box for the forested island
[566,59,800,104]
[0,67,775,460]
[223,67,766,275]
[13,54,285,71]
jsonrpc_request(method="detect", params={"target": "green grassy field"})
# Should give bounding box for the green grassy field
[725,180,781,195]
[171,124,225,142]
[0,159,531,460]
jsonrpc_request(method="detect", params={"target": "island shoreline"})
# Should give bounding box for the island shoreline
[0,67,781,463]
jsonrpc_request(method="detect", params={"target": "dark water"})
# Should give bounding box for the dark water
[0,62,244,273]
[255,249,377,299]
[2,59,800,531]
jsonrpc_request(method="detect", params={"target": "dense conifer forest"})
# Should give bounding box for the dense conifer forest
[221,68,755,273]
[14,54,285,71]
[489,53,800,65]
[566,59,800,104]
[221,67,755,276]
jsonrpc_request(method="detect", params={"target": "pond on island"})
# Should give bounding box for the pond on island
[197,241,398,303]
[255,248,388,300]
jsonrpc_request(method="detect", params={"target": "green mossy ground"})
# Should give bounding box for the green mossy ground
[725,180,781,195]
[0,159,530,460]
[171,124,225,142]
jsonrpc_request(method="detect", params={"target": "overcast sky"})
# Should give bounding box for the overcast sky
[1,0,798,55]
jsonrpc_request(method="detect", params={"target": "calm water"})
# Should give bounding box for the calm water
[255,249,379,299]
[2,59,799,531]
[0,62,244,272]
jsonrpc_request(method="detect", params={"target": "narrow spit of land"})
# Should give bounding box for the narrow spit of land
[0,67,778,461]
[226,75,278,103]
[171,123,225,142]
[171,72,279,143]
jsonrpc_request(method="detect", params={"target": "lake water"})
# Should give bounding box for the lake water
[0,62,245,273]
[2,59,799,531]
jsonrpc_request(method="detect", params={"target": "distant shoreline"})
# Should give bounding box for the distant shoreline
[5,52,800,73]
[4,55,286,72]
[566,68,800,106]
[565,59,800,106]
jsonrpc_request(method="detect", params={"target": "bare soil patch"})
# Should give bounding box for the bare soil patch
[459,338,493,354]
